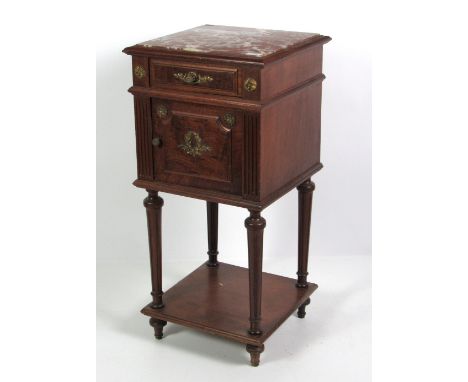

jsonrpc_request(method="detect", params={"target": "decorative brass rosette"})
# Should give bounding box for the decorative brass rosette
[244,77,257,92]
[156,104,168,118]
[221,113,236,128]
[134,65,146,79]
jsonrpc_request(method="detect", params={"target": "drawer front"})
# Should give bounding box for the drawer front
[150,60,238,96]
[152,99,242,194]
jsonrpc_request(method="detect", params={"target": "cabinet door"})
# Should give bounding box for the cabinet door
[151,99,242,195]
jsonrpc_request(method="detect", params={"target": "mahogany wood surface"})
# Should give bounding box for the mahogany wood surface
[143,191,164,309]
[150,59,239,97]
[206,202,219,267]
[127,73,325,112]
[260,44,324,100]
[297,179,315,287]
[141,262,317,346]
[245,210,266,335]
[133,162,322,210]
[151,99,243,194]
[125,25,330,366]
[259,82,322,199]
[149,318,167,340]
[297,298,311,319]
[133,97,153,181]
[246,344,265,367]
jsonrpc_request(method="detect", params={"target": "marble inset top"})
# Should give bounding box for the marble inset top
[132,25,322,61]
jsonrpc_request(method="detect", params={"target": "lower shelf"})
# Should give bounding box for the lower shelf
[141,262,317,345]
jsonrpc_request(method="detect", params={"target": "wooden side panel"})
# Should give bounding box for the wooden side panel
[133,96,153,180]
[260,45,323,101]
[259,82,322,199]
[243,113,260,199]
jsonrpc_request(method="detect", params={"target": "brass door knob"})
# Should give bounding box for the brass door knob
[152,137,162,147]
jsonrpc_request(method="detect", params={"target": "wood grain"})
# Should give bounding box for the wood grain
[152,99,243,195]
[242,113,260,199]
[141,262,317,346]
[259,82,322,199]
[133,97,153,180]
[150,59,239,96]
[297,179,315,288]
[132,56,149,87]
[125,26,330,366]
[206,202,219,267]
[245,210,266,335]
[143,190,164,309]
[261,44,323,100]
[133,163,322,210]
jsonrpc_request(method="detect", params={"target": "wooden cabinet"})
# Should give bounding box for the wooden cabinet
[124,25,331,366]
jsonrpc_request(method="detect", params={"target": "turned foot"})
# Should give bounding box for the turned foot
[246,344,265,367]
[297,298,311,319]
[149,318,167,340]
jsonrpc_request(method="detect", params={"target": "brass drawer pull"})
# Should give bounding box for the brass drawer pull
[178,131,211,157]
[173,71,213,85]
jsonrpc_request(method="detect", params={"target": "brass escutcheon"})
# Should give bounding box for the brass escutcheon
[178,131,211,157]
[134,65,146,79]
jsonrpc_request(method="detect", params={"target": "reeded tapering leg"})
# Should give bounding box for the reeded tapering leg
[245,210,266,335]
[206,202,219,267]
[296,179,315,288]
[149,318,167,340]
[297,298,311,318]
[143,190,164,309]
[246,344,265,367]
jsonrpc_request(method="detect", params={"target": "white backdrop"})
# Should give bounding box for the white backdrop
[96,4,371,267]
[95,1,372,380]
[4,1,468,381]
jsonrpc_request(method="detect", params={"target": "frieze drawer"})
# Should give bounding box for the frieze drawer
[150,60,239,97]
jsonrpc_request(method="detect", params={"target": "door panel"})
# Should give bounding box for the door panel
[152,99,242,195]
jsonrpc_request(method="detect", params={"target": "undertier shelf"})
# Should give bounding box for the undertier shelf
[141,262,317,345]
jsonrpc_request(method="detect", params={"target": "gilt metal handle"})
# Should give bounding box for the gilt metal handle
[173,71,213,85]
[178,131,211,157]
